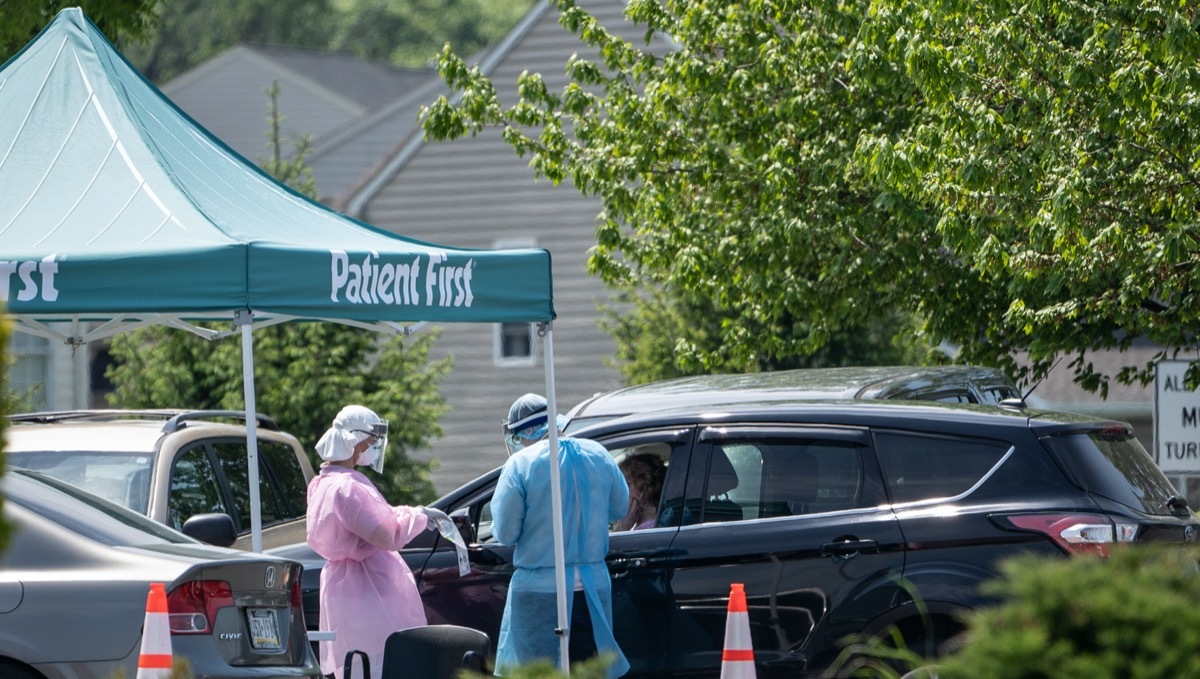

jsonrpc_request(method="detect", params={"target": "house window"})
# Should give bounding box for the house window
[492,237,539,367]
[8,332,48,409]
[496,323,537,366]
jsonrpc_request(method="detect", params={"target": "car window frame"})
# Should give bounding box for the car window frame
[678,425,880,526]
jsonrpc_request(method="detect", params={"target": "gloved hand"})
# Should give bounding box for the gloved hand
[419,505,452,526]
[418,506,467,552]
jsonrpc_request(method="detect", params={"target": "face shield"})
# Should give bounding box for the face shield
[502,423,525,456]
[352,420,389,473]
[502,397,548,457]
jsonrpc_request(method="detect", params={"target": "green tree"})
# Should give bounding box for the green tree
[120,0,536,84]
[855,0,1200,394]
[106,87,449,504]
[422,0,958,383]
[422,0,1200,392]
[331,0,535,69]
[601,286,931,384]
[124,0,336,83]
[0,0,157,63]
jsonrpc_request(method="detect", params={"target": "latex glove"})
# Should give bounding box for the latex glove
[419,505,451,525]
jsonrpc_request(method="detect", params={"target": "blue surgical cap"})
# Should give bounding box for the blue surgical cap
[505,393,566,441]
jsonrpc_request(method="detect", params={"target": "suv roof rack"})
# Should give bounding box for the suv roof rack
[8,409,281,432]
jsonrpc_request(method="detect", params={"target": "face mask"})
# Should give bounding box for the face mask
[356,436,385,473]
[349,421,388,473]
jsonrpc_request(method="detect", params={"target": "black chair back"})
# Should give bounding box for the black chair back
[382,625,490,679]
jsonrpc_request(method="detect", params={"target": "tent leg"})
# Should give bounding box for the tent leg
[236,310,264,553]
[71,317,89,408]
[541,322,570,674]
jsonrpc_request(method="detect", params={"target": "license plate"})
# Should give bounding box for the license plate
[247,608,281,650]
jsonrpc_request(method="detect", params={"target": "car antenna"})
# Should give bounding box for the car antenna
[1020,357,1062,401]
[999,357,1061,410]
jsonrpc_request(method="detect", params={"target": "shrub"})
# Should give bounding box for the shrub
[935,545,1200,679]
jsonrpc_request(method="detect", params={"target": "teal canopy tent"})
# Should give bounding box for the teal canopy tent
[0,13,573,640]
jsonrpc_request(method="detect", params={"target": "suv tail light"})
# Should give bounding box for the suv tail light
[997,513,1138,557]
[166,580,234,634]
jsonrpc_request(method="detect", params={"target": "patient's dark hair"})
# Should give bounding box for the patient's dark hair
[620,453,666,507]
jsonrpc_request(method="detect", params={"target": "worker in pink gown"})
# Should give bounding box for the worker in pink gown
[306,405,449,679]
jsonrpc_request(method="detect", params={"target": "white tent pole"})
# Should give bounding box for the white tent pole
[71,317,88,409]
[236,310,264,553]
[540,321,570,673]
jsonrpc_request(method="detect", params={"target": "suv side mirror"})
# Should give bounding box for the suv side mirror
[182,512,238,547]
[450,508,476,545]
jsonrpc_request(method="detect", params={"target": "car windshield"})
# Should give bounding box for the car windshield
[1043,428,1181,515]
[6,450,154,514]
[2,468,192,546]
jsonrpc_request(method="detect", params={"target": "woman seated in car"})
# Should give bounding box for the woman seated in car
[615,453,666,531]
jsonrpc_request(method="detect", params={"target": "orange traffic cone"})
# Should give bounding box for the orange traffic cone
[136,582,174,679]
[720,583,756,679]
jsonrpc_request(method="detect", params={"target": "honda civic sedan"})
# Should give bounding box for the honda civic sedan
[0,467,321,679]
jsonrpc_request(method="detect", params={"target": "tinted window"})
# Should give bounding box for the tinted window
[260,440,308,519]
[1043,430,1179,515]
[675,433,870,525]
[978,386,1018,404]
[170,445,227,529]
[926,392,971,404]
[213,441,284,530]
[874,432,1009,503]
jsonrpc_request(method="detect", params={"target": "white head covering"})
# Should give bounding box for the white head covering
[316,405,388,472]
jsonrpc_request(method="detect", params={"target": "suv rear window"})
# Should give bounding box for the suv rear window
[1043,429,1179,516]
[874,432,1011,504]
[7,451,154,514]
[6,470,191,546]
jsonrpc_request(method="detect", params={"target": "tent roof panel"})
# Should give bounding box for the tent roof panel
[0,8,554,325]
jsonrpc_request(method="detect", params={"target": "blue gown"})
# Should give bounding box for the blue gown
[491,435,630,678]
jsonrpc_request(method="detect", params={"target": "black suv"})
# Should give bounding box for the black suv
[277,397,1197,678]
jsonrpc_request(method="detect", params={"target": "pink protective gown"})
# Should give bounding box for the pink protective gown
[307,465,430,679]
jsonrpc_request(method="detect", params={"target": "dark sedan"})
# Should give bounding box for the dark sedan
[0,468,321,679]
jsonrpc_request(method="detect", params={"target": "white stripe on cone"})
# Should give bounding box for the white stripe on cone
[136,582,174,679]
[721,583,755,679]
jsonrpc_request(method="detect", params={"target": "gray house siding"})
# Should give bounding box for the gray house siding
[162,46,366,165]
[357,0,638,492]
[365,163,619,491]
[162,45,436,205]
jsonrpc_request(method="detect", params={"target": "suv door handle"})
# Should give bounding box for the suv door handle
[467,545,507,566]
[819,538,878,557]
[607,557,648,577]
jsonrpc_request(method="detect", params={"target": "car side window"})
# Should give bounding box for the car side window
[464,429,695,541]
[607,440,678,531]
[978,386,1018,404]
[874,432,1009,503]
[603,429,693,530]
[169,445,227,530]
[212,441,284,530]
[258,440,308,520]
[683,433,870,525]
